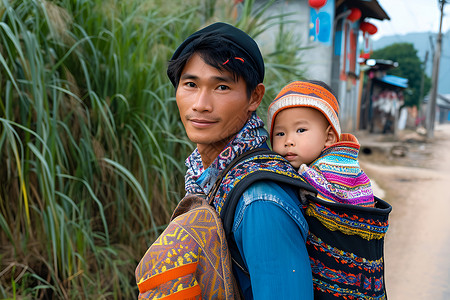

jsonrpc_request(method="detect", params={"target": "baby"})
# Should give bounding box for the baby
[267,80,374,207]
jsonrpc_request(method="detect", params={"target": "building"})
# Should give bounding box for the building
[359,59,408,134]
[257,0,390,132]
[423,93,450,124]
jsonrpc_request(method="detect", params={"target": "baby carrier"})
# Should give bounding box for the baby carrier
[305,194,391,299]
[135,148,315,299]
[135,148,391,299]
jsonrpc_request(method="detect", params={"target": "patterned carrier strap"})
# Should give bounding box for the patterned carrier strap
[208,149,317,276]
[210,149,316,236]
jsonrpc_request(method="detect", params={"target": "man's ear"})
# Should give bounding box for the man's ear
[324,125,338,147]
[248,83,265,112]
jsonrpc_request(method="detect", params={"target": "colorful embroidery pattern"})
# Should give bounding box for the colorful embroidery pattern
[136,200,236,299]
[311,257,366,287]
[300,135,375,207]
[212,154,304,214]
[138,275,201,300]
[313,279,387,300]
[305,197,391,299]
[307,233,384,272]
[306,203,389,240]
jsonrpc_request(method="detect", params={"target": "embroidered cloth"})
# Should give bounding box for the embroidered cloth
[300,133,374,207]
[184,112,267,199]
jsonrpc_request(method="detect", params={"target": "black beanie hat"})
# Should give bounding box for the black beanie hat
[168,22,265,86]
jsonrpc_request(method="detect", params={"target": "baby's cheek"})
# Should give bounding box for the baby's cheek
[272,141,283,153]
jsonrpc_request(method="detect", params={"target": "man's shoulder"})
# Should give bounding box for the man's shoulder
[235,179,309,237]
[240,180,299,204]
[225,149,314,205]
[231,152,314,196]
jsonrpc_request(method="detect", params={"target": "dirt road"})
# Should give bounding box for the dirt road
[359,123,450,299]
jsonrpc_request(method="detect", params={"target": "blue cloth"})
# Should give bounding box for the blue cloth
[233,181,314,299]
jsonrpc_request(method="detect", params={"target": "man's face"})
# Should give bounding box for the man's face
[176,53,260,155]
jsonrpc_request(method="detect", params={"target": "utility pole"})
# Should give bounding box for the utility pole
[419,50,429,113]
[427,0,447,138]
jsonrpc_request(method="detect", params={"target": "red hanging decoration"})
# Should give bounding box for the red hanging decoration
[308,0,327,9]
[360,22,378,35]
[347,7,362,22]
[360,52,371,60]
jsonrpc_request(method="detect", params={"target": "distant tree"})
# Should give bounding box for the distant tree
[371,43,431,107]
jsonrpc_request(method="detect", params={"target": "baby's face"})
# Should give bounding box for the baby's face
[272,107,332,168]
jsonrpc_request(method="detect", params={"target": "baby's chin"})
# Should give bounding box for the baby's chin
[290,162,302,169]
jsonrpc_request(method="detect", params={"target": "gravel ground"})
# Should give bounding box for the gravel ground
[358,123,450,300]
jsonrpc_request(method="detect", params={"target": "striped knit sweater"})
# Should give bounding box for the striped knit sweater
[299,133,375,207]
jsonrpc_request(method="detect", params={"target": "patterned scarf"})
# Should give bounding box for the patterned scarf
[184,112,268,196]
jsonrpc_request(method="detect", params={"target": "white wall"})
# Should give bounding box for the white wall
[257,0,334,83]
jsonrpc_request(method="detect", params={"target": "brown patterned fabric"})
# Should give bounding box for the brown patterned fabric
[135,195,241,299]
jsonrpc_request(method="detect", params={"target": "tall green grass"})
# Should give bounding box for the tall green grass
[0,0,307,298]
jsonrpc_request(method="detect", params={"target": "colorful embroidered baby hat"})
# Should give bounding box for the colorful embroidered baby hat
[267,80,341,143]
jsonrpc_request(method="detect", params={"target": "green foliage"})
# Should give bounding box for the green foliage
[0,0,307,298]
[371,43,431,107]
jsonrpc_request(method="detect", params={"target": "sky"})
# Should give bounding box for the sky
[371,0,450,40]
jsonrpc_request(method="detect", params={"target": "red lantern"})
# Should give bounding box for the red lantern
[360,52,371,60]
[309,0,327,9]
[347,7,361,22]
[360,22,378,35]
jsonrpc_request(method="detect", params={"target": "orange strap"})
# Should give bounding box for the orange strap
[159,284,202,300]
[137,262,198,293]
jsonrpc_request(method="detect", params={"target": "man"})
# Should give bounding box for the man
[167,22,313,299]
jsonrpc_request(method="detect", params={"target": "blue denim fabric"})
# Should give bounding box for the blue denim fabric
[232,180,313,299]
[233,181,309,236]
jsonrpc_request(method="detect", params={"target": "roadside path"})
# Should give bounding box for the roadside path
[360,123,450,299]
